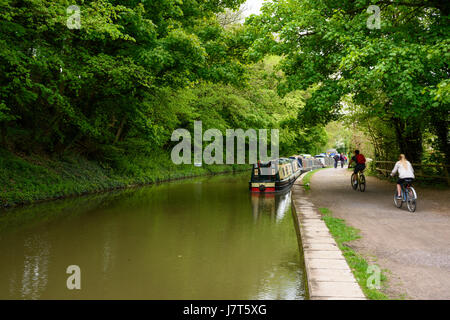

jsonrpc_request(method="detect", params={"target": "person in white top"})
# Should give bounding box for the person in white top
[390,154,415,199]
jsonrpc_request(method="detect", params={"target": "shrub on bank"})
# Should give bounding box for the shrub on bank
[0,149,248,207]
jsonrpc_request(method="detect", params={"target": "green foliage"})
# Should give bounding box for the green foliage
[247,0,450,164]
[0,0,248,153]
[0,1,332,206]
[301,168,327,190]
[0,148,248,207]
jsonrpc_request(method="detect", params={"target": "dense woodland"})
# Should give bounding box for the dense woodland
[0,1,326,162]
[0,0,449,204]
[247,0,449,164]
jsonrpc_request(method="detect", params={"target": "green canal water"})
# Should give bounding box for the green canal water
[0,172,305,299]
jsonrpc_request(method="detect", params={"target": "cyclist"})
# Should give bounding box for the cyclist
[390,154,415,200]
[348,149,366,176]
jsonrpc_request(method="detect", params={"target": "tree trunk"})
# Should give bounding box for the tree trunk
[432,117,450,165]
[114,116,127,144]
[393,117,423,164]
[0,122,6,148]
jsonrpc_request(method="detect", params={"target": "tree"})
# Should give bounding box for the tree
[0,0,248,155]
[247,0,449,163]
[217,4,248,28]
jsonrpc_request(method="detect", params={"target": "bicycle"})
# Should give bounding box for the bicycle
[393,178,417,212]
[350,168,366,192]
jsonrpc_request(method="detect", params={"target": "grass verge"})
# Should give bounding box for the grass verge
[318,207,390,300]
[301,168,327,190]
[0,149,249,207]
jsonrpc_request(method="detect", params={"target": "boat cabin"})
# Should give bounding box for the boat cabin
[249,157,301,193]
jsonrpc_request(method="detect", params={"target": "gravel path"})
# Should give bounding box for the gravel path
[305,167,450,300]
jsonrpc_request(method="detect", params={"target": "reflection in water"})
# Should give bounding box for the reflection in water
[0,172,305,299]
[276,192,291,222]
[255,260,302,300]
[250,191,301,299]
[101,220,117,279]
[251,190,292,222]
[20,233,50,299]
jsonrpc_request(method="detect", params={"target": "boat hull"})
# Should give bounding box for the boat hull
[249,170,301,193]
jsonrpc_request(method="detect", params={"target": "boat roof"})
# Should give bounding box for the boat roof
[278,158,294,164]
[254,157,296,166]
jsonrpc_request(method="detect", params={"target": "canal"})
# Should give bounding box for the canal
[0,172,305,299]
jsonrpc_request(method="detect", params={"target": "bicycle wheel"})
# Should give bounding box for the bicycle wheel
[351,173,358,190]
[359,174,366,192]
[406,187,417,212]
[393,192,402,208]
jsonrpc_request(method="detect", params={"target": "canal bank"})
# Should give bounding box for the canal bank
[0,149,249,208]
[291,171,366,300]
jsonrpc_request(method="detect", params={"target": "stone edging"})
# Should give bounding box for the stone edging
[291,172,366,300]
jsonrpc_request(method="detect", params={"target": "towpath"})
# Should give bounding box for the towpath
[302,167,450,300]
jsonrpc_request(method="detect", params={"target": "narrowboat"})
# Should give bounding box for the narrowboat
[249,157,302,193]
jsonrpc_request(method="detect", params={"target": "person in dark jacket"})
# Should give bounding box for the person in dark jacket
[333,154,339,168]
[340,153,345,168]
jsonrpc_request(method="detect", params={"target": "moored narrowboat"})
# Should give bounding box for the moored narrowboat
[249,157,301,193]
